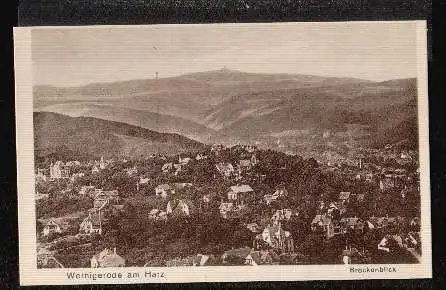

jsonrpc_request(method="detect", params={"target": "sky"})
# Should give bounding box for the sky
[31,21,419,87]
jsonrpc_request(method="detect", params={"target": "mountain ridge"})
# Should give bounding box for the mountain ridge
[33,70,418,151]
[34,111,206,161]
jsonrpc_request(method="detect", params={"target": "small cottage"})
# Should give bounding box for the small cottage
[338,192,351,204]
[79,211,102,235]
[227,184,254,204]
[166,199,196,217]
[257,223,294,253]
[215,163,235,179]
[155,184,173,199]
[221,247,257,265]
[42,220,61,237]
[339,217,365,234]
[161,162,173,173]
[91,248,125,268]
[219,202,234,218]
[311,214,335,238]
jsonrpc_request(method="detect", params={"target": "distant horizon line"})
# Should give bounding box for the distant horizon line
[32,68,417,88]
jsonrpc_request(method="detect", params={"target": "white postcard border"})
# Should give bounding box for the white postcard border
[14,20,431,285]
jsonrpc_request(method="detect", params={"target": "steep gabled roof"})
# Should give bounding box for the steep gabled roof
[229,184,253,194]
[311,214,332,226]
[92,248,125,267]
[340,217,362,227]
[339,192,351,200]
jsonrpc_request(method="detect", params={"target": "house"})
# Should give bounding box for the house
[248,250,277,265]
[49,161,70,179]
[256,223,294,253]
[339,217,365,234]
[93,192,110,210]
[264,194,279,205]
[239,159,252,169]
[377,235,404,253]
[311,214,335,238]
[148,208,160,217]
[178,155,191,165]
[271,209,295,225]
[79,211,102,235]
[139,177,150,185]
[245,145,256,153]
[42,220,61,237]
[341,246,370,264]
[227,184,254,204]
[69,172,85,182]
[98,156,106,169]
[36,168,49,182]
[155,184,173,198]
[166,199,196,217]
[148,209,168,221]
[338,192,351,204]
[65,160,81,167]
[219,202,234,218]
[221,247,257,265]
[202,192,216,204]
[246,223,262,234]
[349,193,365,203]
[410,217,421,229]
[250,154,258,166]
[195,153,208,161]
[91,165,100,174]
[104,190,119,203]
[162,162,173,173]
[356,194,365,203]
[367,216,387,229]
[174,182,193,189]
[173,163,185,175]
[111,204,125,215]
[264,186,289,205]
[36,192,49,200]
[215,163,235,179]
[137,177,150,190]
[91,248,125,268]
[92,188,103,198]
[273,187,289,197]
[92,190,119,209]
[79,185,95,197]
[166,254,216,266]
[327,201,346,217]
[211,144,224,153]
[125,166,138,177]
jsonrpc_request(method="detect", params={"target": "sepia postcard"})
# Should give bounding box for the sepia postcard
[14,21,431,285]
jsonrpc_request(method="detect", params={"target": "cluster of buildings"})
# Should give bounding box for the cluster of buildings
[36,157,114,183]
[36,142,421,268]
[41,187,122,238]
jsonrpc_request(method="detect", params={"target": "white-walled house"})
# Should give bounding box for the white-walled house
[166,199,196,217]
[91,248,125,268]
[42,220,61,237]
[155,184,173,198]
